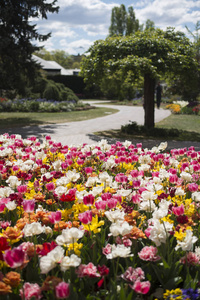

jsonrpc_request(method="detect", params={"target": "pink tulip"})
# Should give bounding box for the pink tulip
[12,165,19,171]
[76,262,100,278]
[172,204,184,216]
[121,267,145,283]
[22,199,35,213]
[102,244,112,255]
[101,193,112,201]
[115,173,128,183]
[85,167,93,174]
[180,252,200,265]
[95,201,107,210]
[137,143,142,148]
[123,238,132,247]
[169,174,178,184]
[4,246,25,268]
[45,135,51,140]
[188,183,198,192]
[107,198,118,209]
[169,168,177,175]
[144,227,152,238]
[49,211,62,224]
[0,220,11,229]
[55,282,70,299]
[46,182,55,192]
[138,246,161,262]
[132,180,141,188]
[0,198,9,213]
[83,194,95,206]
[20,282,41,300]
[191,152,197,158]
[133,280,151,294]
[17,185,27,193]
[78,211,93,224]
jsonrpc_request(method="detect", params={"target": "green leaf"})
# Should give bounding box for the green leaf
[164,276,183,290]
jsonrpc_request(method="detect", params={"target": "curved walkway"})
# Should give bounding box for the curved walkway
[0,101,199,151]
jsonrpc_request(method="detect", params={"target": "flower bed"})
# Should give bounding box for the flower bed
[0,98,87,113]
[0,135,200,299]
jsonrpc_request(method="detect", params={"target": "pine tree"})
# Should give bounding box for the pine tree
[0,0,59,93]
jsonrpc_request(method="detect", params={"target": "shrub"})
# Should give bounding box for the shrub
[60,87,79,103]
[29,101,40,112]
[0,98,80,112]
[47,74,85,94]
[39,102,60,112]
[43,83,61,101]
[121,121,179,138]
[181,102,200,115]
[181,106,194,115]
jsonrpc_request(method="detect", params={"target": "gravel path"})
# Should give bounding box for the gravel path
[1,101,199,151]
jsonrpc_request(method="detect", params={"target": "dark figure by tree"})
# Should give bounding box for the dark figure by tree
[156,82,162,109]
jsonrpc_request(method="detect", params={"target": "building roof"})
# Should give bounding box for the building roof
[32,55,80,75]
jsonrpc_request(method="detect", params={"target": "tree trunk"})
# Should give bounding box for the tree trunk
[144,73,155,128]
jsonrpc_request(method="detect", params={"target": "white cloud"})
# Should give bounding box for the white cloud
[81,24,108,36]
[135,0,200,28]
[36,21,76,38]
[33,0,200,54]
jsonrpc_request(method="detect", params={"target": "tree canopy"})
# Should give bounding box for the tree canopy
[81,28,198,127]
[35,49,84,69]
[0,0,59,93]
[186,21,200,63]
[109,4,140,36]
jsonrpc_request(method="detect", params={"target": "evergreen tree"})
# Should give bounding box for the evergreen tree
[0,0,59,93]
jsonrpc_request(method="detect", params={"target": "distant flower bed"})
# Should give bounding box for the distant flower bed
[0,98,87,113]
[166,101,200,115]
[0,135,200,299]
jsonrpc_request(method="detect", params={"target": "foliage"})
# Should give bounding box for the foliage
[81,27,198,127]
[181,103,200,116]
[0,98,79,113]
[109,4,140,36]
[121,121,180,138]
[166,100,200,116]
[25,76,79,103]
[43,82,61,101]
[186,21,200,63]
[47,75,85,95]
[166,21,200,101]
[35,49,85,69]
[0,137,200,299]
[145,19,155,31]
[0,0,59,92]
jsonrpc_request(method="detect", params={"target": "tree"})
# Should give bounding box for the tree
[109,4,140,36]
[35,49,84,69]
[185,21,200,99]
[186,21,200,65]
[81,28,198,128]
[145,19,155,31]
[0,0,59,93]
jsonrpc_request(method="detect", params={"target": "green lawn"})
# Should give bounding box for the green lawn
[95,114,200,142]
[156,114,200,133]
[0,107,118,129]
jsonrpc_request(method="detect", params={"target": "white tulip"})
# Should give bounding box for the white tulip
[60,254,81,271]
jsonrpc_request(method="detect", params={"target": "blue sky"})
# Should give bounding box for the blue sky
[34,0,200,55]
